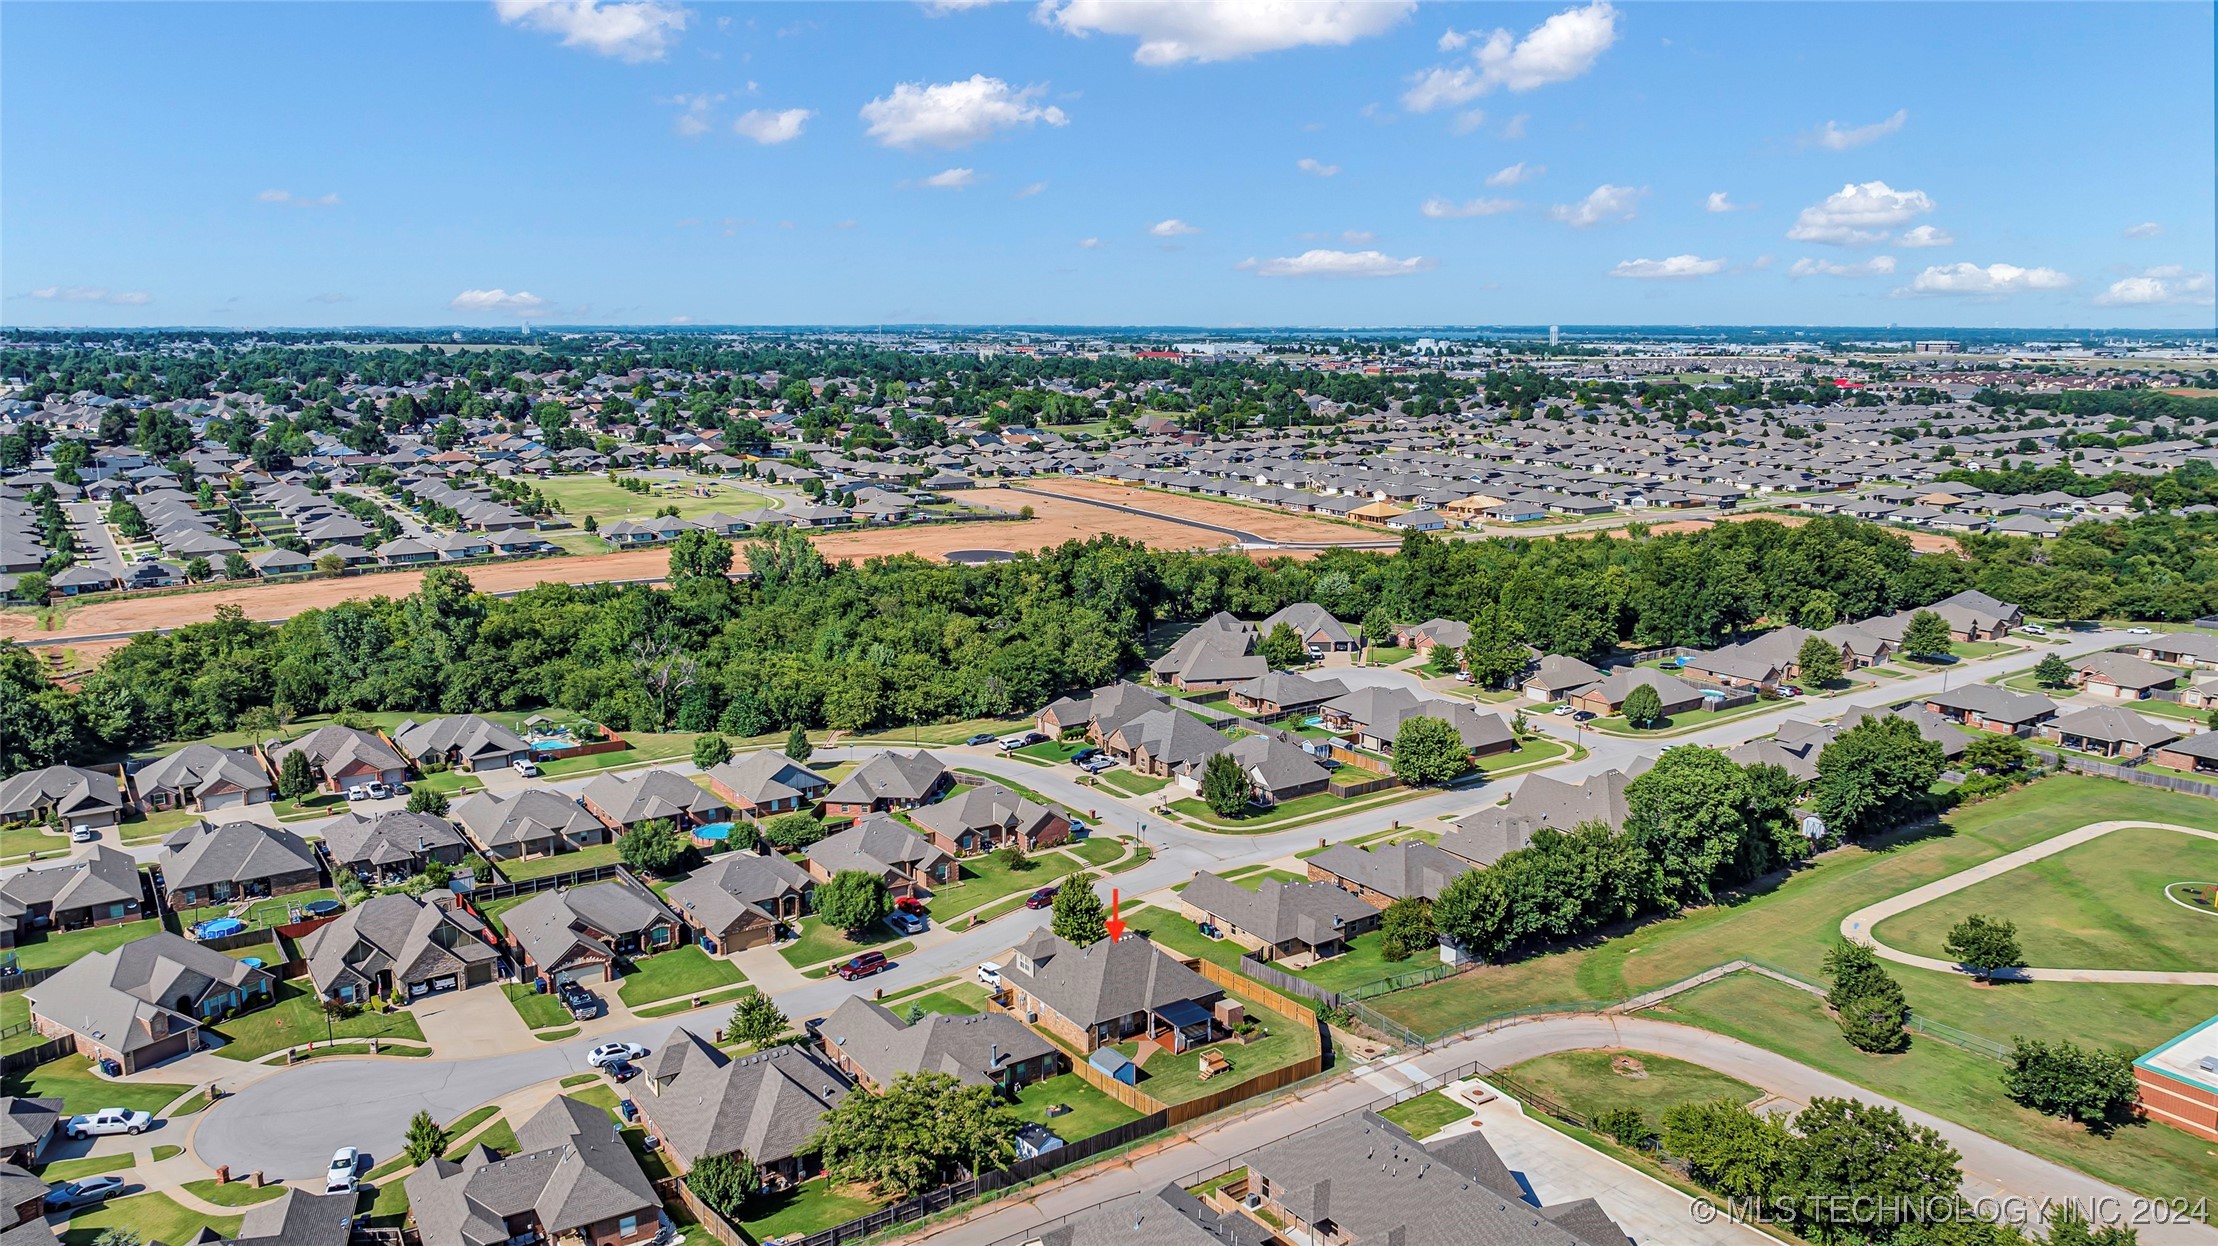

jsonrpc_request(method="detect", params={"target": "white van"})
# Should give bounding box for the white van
[512,758,541,777]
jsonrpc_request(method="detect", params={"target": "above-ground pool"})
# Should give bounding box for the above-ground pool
[692,821,736,842]
[194,917,246,939]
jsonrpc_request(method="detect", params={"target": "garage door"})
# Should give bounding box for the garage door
[553,964,604,987]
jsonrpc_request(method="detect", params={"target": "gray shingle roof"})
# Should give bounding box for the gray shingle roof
[819,996,1054,1088]
[644,1029,849,1167]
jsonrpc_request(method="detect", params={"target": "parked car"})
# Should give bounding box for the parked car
[965,733,998,747]
[1069,747,1100,766]
[2128,626,2153,635]
[558,980,599,1019]
[888,910,927,936]
[344,781,392,802]
[976,961,1003,989]
[835,950,890,981]
[1081,756,1114,773]
[1572,710,1596,722]
[67,1109,150,1138]
[1551,704,1575,716]
[603,1060,641,1084]
[588,1042,650,1068]
[512,758,541,777]
[326,1147,361,1194]
[893,896,929,916]
[44,1176,126,1210]
[1024,885,1061,910]
[70,827,98,843]
[2022,624,2048,636]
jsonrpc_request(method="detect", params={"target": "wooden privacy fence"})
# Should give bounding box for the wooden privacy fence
[2047,751,2218,799]
[653,1176,746,1246]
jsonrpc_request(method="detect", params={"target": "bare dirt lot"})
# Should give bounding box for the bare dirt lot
[1642,511,1965,555]
[1017,478,1391,545]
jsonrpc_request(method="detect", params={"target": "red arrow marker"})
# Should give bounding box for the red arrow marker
[1104,888,1125,943]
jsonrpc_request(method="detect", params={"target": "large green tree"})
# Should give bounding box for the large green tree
[1624,745,1754,904]
[1256,622,1308,670]
[1460,601,1527,689]
[617,817,688,876]
[668,528,734,586]
[1050,877,1108,945]
[1199,750,1253,816]
[1389,715,1469,784]
[1619,681,1664,728]
[1943,913,2023,982]
[1795,635,1844,688]
[808,1071,1021,1197]
[816,869,891,936]
[1812,715,1943,838]
[1822,940,1908,1053]
[1902,608,1954,658]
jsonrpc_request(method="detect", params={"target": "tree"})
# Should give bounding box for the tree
[762,811,824,851]
[1813,715,1944,839]
[1961,732,2031,776]
[995,842,1030,871]
[1942,913,2023,982]
[785,723,813,763]
[11,572,50,604]
[1390,715,1470,785]
[685,1151,759,1220]
[1051,877,1108,945]
[617,817,688,876]
[726,992,789,1048]
[1460,601,1527,689]
[1624,745,1754,904]
[403,1110,447,1165]
[1380,896,1435,961]
[1902,609,1954,658]
[107,497,149,539]
[808,1071,1022,1198]
[692,733,733,770]
[1620,682,1665,728]
[668,528,734,586]
[1360,606,1394,650]
[816,869,891,936]
[1795,636,1844,689]
[185,556,211,583]
[2045,1202,2140,1245]
[405,787,450,816]
[2033,652,2074,688]
[315,552,347,577]
[1257,622,1308,670]
[1781,1098,1963,1243]
[1796,591,1838,631]
[1823,941,1908,1053]
[1199,750,1253,817]
[2002,1037,2139,1133]
[277,749,316,800]
[1659,1099,1790,1202]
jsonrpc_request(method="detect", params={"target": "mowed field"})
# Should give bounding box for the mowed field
[1019,478,1393,545]
[532,474,774,524]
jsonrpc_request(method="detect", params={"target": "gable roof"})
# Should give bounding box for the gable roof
[1180,873,1370,949]
[159,820,318,892]
[579,768,727,826]
[1308,839,1469,902]
[405,1094,657,1246]
[807,814,949,879]
[322,810,468,869]
[452,788,604,850]
[823,750,948,806]
[706,750,827,807]
[818,996,1055,1089]
[645,1029,849,1166]
[1000,931,1221,1029]
[132,744,269,798]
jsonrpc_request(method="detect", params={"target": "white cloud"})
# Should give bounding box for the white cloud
[1499,112,1528,139]
[1420,195,1519,219]
[1039,0,1413,66]
[1341,229,1376,244]
[918,166,977,189]
[1449,109,1487,135]
[1150,218,1200,236]
[1549,183,1643,227]
[1788,255,1897,278]
[732,107,812,144]
[1077,237,1103,249]
[1297,157,1341,177]
[493,0,688,62]
[1786,180,1933,245]
[1016,181,1049,198]
[1897,224,1953,248]
[449,288,554,316]
[257,189,342,207]
[860,75,1067,149]
[1898,262,2073,297]
[26,286,151,305]
[2094,266,2214,307]
[1240,248,1438,278]
[2124,221,2163,239]
[1610,254,1726,280]
[1704,191,1747,213]
[1806,108,1908,151]
[1403,1,1618,112]
[1486,162,1542,187]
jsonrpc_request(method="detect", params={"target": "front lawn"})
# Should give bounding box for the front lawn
[1590,697,1776,735]
[924,851,1086,920]
[737,1177,885,1243]
[1474,735,1570,773]
[1014,739,1091,764]
[1166,787,1420,831]
[2,1055,188,1116]
[897,982,990,1017]
[182,1178,288,1207]
[1097,769,1170,797]
[1063,837,1126,866]
[58,1192,240,1246]
[494,839,625,881]
[2129,697,2206,722]
[1499,1048,1761,1122]
[1011,1072,1146,1139]
[412,769,486,795]
[1119,905,1248,972]
[1365,646,1416,665]
[5,918,164,973]
[272,792,350,822]
[776,916,908,971]
[1379,1089,1473,1138]
[211,982,426,1061]
[615,945,746,1008]
[502,981,574,1030]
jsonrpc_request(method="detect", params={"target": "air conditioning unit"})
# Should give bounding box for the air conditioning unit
[1026,1011,1039,1024]
[1244,1194,1264,1211]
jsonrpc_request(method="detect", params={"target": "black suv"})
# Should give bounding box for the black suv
[558,979,599,1019]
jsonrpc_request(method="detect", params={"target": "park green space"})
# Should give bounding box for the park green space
[1498,1049,1760,1122]
[533,473,772,525]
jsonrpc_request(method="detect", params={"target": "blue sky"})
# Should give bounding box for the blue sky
[5,1,2212,329]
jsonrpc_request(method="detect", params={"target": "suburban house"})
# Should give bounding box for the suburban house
[1022,1184,1273,1246]
[579,768,729,835]
[806,814,957,897]
[1225,671,1348,719]
[1306,838,1470,908]
[1923,685,2058,735]
[2153,732,2218,776]
[1440,764,1648,867]
[406,1094,662,1246]
[210,1188,359,1246]
[0,1162,48,1234]
[996,929,1229,1056]
[1682,622,1886,690]
[391,715,533,773]
[909,781,1071,856]
[1727,733,1826,783]
[1777,704,1971,762]
[822,750,951,819]
[501,874,684,988]
[2070,652,2181,701]
[1221,730,1333,807]
[1862,589,2024,647]
[0,846,146,945]
[1039,681,1170,740]
[1565,668,1707,718]
[264,725,408,794]
[1393,618,1470,657]
[1098,708,1232,783]
[299,892,499,1005]
[815,997,1058,1094]
[664,852,814,954]
[130,745,272,813]
[1520,653,1605,702]
[1177,873,1380,965]
[1149,613,1266,690]
[156,820,321,911]
[0,1098,63,1169]
[25,931,274,1073]
[638,1028,849,1183]
[452,788,610,863]
[0,765,125,833]
[1352,698,1516,760]
[2132,632,2218,670]
[2041,705,2180,760]
[322,810,470,882]
[704,750,829,821]
[1256,602,1357,655]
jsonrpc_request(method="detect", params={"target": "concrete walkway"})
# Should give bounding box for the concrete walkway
[1840,820,2218,984]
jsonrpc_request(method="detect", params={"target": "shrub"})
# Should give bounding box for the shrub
[1595,1107,1656,1148]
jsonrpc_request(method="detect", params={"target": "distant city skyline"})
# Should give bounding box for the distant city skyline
[4,1,2212,329]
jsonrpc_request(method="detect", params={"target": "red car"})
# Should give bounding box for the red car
[1024,885,1061,910]
[894,896,929,916]
[836,950,890,981]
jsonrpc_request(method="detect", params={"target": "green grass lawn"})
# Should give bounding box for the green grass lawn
[738,1177,885,1243]
[412,769,486,795]
[1591,697,1776,736]
[776,916,909,971]
[615,945,746,1008]
[494,839,625,881]
[1500,1048,1761,1122]
[58,1192,240,1246]
[634,983,753,1020]
[182,1178,288,1207]
[1120,905,1248,972]
[1011,1072,1146,1139]
[1097,768,1170,797]
[1365,646,1416,665]
[503,981,574,1029]
[5,919,164,973]
[925,851,1086,919]
[2128,697,2206,722]
[1873,824,2218,973]
[1064,837,1126,866]
[176,888,339,932]
[1657,972,2218,1205]
[38,1154,135,1182]
[212,982,426,1060]
[271,792,350,822]
[117,805,204,844]
[1379,1089,1473,1138]
[535,473,772,526]
[445,1117,518,1160]
[1110,989,1317,1105]
[1015,739,1091,764]
[1474,735,1571,773]
[1167,789,1393,830]
[2,1056,188,1116]
[1287,932,1420,994]
[897,982,990,1017]
[951,769,1062,810]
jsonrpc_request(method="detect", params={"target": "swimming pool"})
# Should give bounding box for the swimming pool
[693,821,736,841]
[194,917,246,939]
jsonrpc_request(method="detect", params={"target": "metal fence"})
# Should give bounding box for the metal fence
[464,861,627,904]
